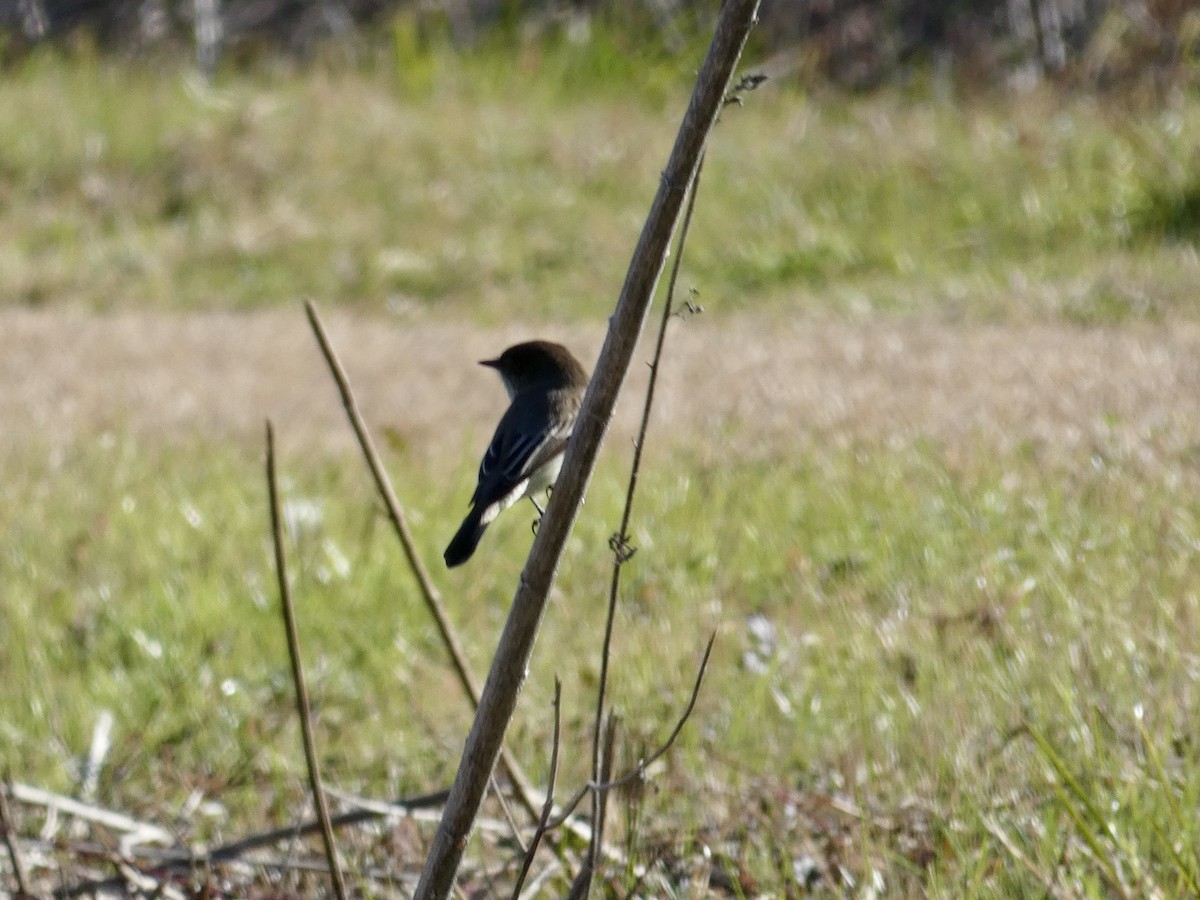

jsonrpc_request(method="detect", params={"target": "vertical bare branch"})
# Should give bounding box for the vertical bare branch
[569,714,620,899]
[265,421,348,900]
[303,301,540,822]
[413,0,758,893]
[510,679,563,900]
[585,154,707,892]
[0,779,31,899]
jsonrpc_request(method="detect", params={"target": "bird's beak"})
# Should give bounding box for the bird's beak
[479,358,500,368]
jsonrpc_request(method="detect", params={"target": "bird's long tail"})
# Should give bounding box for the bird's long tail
[444,506,488,568]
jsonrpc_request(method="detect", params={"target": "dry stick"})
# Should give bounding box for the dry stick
[546,635,714,831]
[582,151,709,896]
[303,301,475,699]
[517,859,564,900]
[510,679,563,900]
[7,782,173,847]
[202,788,450,865]
[51,789,454,897]
[0,779,32,898]
[568,715,619,900]
[302,301,542,825]
[60,788,451,880]
[265,421,349,900]
[413,1,758,893]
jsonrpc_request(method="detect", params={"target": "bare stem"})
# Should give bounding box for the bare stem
[204,788,449,865]
[303,300,540,823]
[584,154,708,894]
[548,634,714,830]
[266,421,349,900]
[303,301,476,701]
[568,714,619,899]
[510,679,563,900]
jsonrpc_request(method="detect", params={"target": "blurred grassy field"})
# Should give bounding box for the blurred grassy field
[3,36,1200,896]
[4,40,1200,322]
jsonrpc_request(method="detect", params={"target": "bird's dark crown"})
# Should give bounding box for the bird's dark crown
[480,340,587,393]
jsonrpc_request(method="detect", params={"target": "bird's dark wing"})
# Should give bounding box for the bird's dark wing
[471,393,570,507]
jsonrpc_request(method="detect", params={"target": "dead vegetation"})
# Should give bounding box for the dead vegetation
[4,307,1199,469]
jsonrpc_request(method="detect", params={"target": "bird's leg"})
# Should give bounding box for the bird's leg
[529,495,545,534]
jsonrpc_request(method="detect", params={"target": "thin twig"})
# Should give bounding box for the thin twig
[303,300,541,825]
[489,774,527,855]
[518,858,564,900]
[303,302,472,700]
[510,679,563,900]
[0,778,32,898]
[570,715,620,899]
[203,787,450,864]
[49,791,443,899]
[266,421,349,900]
[47,787,452,898]
[584,153,708,897]
[37,794,454,895]
[549,635,714,831]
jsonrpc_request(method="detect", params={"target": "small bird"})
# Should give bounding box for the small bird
[444,340,589,568]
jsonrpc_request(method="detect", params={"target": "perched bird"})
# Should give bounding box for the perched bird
[444,340,589,568]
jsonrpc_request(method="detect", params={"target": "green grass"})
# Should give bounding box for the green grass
[6,41,1200,894]
[2,48,1199,323]
[3,426,1199,893]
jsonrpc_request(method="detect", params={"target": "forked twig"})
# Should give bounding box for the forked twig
[549,635,714,831]
[582,152,709,894]
[0,777,31,898]
[510,679,563,900]
[266,421,349,900]
[303,301,541,825]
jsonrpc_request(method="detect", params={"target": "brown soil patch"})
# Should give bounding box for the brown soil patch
[4,308,1199,467]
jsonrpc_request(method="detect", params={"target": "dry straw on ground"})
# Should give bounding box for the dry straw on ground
[4,308,1199,468]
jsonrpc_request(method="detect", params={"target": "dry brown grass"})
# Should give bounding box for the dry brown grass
[5,307,1200,468]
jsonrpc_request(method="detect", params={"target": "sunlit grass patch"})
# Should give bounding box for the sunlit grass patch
[3,52,1200,322]
[5,38,1200,893]
[4,423,1199,890]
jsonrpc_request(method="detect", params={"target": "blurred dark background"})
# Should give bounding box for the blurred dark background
[2,0,1197,89]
